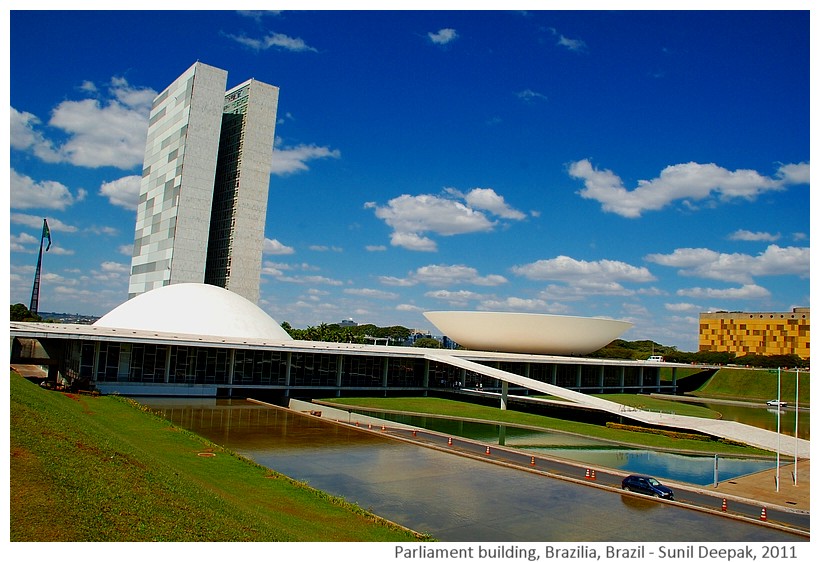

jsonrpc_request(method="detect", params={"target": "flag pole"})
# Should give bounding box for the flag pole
[29,218,50,316]
[29,233,45,315]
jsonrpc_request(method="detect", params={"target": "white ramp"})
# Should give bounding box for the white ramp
[429,353,810,458]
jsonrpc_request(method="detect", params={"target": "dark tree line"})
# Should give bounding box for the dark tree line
[280,321,413,345]
[588,339,808,368]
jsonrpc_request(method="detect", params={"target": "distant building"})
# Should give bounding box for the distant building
[336,318,358,328]
[128,62,279,304]
[699,308,810,359]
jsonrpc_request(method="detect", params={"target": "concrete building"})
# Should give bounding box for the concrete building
[699,308,810,359]
[128,62,279,303]
[10,283,810,457]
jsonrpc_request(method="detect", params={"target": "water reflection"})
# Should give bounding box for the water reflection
[689,402,809,440]
[355,411,777,486]
[138,398,802,542]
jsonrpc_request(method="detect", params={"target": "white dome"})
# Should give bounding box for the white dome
[95,283,292,341]
[424,311,631,355]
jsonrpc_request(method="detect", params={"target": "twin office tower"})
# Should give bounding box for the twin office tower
[128,62,279,304]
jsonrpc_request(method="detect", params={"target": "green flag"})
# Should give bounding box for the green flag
[42,219,51,251]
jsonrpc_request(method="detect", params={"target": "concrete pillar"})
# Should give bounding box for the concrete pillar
[285,352,292,397]
[164,345,172,383]
[382,357,389,387]
[500,380,508,410]
[228,349,235,385]
[93,341,101,382]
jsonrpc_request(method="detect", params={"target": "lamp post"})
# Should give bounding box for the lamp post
[775,366,781,493]
[793,368,799,486]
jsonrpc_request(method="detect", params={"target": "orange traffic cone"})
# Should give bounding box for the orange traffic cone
[448,437,453,446]
[381,424,386,431]
[721,498,727,512]
[585,468,591,479]
[530,456,536,465]
[760,507,767,521]
[590,470,596,480]
[485,446,491,455]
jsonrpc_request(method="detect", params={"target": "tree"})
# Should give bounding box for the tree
[10,303,40,322]
[413,337,442,349]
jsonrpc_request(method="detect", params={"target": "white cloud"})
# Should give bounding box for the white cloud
[264,238,295,255]
[428,28,458,45]
[424,289,484,304]
[776,162,810,184]
[664,302,701,312]
[646,244,809,283]
[10,232,39,253]
[366,188,525,251]
[343,288,399,300]
[478,297,570,314]
[557,35,586,51]
[452,187,527,220]
[270,143,341,175]
[677,284,771,300]
[569,160,809,218]
[549,28,586,52]
[226,32,317,52]
[413,264,508,287]
[380,264,507,287]
[728,229,780,242]
[99,175,141,210]
[389,231,439,252]
[11,213,78,233]
[10,107,46,151]
[512,255,656,283]
[516,89,548,103]
[11,169,87,210]
[11,77,156,170]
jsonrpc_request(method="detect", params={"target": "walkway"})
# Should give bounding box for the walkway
[429,353,811,458]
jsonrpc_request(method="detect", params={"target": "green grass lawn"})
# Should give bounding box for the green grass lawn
[692,368,809,406]
[9,373,429,542]
[320,396,772,456]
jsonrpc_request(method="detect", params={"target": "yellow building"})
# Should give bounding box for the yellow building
[699,308,810,359]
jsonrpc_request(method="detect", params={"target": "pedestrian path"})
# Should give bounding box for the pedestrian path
[708,459,809,513]
[427,353,811,458]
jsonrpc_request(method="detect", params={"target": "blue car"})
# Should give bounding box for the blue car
[621,475,674,500]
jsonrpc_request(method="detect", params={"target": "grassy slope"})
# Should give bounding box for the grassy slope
[321,396,771,456]
[692,368,810,405]
[9,373,427,542]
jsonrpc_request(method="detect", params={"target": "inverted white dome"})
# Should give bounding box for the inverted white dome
[424,311,631,355]
[95,283,292,341]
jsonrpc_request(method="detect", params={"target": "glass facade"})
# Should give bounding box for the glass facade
[65,339,665,394]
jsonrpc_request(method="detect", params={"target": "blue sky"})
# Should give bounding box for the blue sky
[6,8,811,351]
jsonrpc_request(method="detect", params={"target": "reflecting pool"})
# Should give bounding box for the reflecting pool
[138,398,803,543]
[353,411,778,486]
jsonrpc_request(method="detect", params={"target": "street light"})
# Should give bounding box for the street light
[776,366,781,493]
[793,368,799,486]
